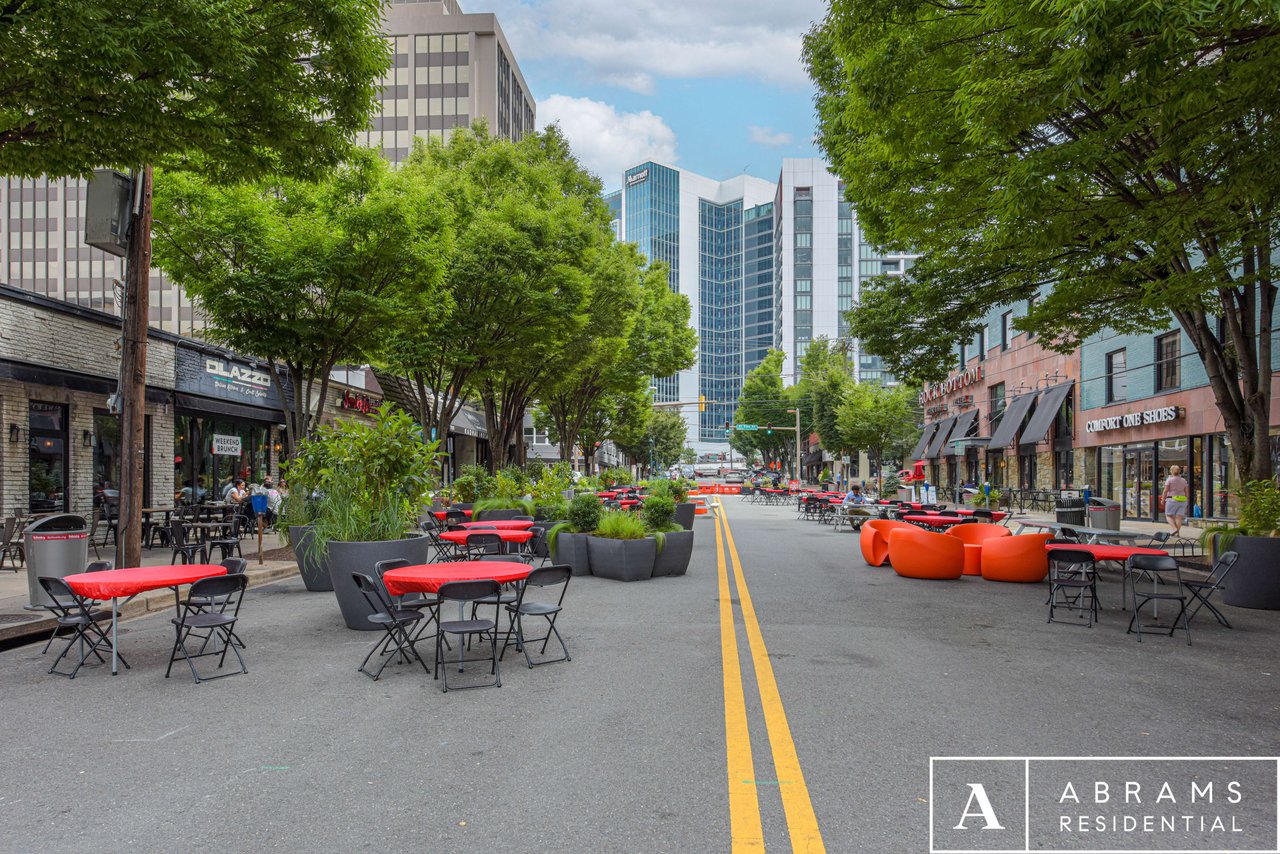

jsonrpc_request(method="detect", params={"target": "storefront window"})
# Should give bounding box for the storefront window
[1210,434,1240,519]
[174,414,272,505]
[1098,446,1123,505]
[92,410,122,510]
[1018,452,1036,490]
[1054,450,1074,489]
[28,401,68,513]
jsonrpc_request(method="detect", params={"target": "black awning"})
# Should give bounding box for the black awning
[924,415,958,458]
[986,391,1038,450]
[909,422,938,460]
[944,409,979,455]
[1020,382,1074,446]
[174,392,283,424]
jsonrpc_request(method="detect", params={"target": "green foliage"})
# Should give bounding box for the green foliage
[972,489,1002,509]
[1206,479,1280,549]
[297,405,442,548]
[472,497,536,517]
[566,493,603,534]
[530,464,572,505]
[804,0,1280,480]
[599,467,633,488]
[0,0,388,179]
[536,500,570,521]
[640,494,677,532]
[457,465,496,501]
[836,383,921,487]
[733,350,800,469]
[593,510,648,540]
[448,475,478,504]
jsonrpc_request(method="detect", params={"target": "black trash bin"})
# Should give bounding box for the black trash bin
[24,513,89,608]
[1087,497,1122,531]
[1054,497,1086,527]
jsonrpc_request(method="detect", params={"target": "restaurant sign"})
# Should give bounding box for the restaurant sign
[211,434,242,456]
[340,391,380,414]
[920,366,984,405]
[1085,405,1182,434]
[175,347,286,411]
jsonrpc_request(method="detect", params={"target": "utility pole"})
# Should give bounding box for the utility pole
[786,407,802,484]
[116,166,152,570]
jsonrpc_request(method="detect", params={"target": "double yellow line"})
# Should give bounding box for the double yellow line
[715,502,825,853]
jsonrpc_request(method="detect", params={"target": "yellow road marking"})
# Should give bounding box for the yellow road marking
[721,502,827,854]
[715,505,766,851]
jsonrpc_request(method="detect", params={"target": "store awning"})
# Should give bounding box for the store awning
[924,415,958,459]
[1019,382,1074,446]
[909,422,939,460]
[943,409,979,455]
[986,392,1038,450]
[451,407,487,439]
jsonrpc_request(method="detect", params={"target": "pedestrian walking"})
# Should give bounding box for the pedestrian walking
[1161,465,1190,535]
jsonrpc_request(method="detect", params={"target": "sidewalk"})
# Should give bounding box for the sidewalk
[0,530,298,645]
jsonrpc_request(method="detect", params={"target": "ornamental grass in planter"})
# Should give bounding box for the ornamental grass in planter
[1200,480,1280,610]
[293,405,441,630]
[587,511,656,582]
[548,493,600,576]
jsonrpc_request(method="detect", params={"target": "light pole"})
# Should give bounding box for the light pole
[786,407,801,484]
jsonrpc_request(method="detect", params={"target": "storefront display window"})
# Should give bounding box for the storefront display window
[91,410,151,511]
[173,414,271,504]
[1018,452,1036,490]
[1210,434,1240,519]
[28,401,67,513]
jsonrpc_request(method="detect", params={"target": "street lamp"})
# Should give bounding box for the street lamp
[786,407,801,483]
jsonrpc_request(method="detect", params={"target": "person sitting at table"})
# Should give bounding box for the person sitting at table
[227,479,248,514]
[839,484,872,529]
[842,484,869,506]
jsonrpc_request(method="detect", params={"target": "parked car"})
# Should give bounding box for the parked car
[693,464,719,478]
[724,471,745,484]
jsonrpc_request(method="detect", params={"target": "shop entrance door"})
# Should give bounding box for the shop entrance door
[1123,447,1155,520]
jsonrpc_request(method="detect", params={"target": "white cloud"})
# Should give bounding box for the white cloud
[748,125,793,147]
[537,94,679,184]
[487,0,826,91]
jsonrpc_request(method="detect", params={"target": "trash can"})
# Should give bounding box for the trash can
[25,513,89,608]
[1087,497,1122,531]
[1054,497,1086,527]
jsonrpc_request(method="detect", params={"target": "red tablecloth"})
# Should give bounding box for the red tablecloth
[382,561,532,596]
[66,564,227,600]
[618,499,641,508]
[440,529,534,545]
[1046,544,1168,562]
[957,508,1008,521]
[432,509,473,520]
[902,514,969,527]
[596,491,618,499]
[459,520,534,530]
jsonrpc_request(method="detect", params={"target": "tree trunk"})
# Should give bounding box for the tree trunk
[116,165,151,571]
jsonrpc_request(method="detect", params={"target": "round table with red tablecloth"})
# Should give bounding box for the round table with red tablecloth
[458,520,534,530]
[382,561,532,596]
[431,509,473,520]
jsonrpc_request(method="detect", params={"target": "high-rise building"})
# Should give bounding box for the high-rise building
[0,0,535,334]
[616,162,778,451]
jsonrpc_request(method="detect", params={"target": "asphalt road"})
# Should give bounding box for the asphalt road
[2,496,1278,852]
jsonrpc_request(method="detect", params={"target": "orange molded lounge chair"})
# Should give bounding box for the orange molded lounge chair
[980,533,1052,582]
[887,527,965,580]
[860,519,915,567]
[946,523,1012,576]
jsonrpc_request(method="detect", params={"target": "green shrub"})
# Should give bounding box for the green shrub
[640,494,677,531]
[450,474,477,504]
[472,496,535,518]
[537,499,570,521]
[593,510,647,540]
[459,464,495,500]
[566,493,602,533]
[1202,478,1280,551]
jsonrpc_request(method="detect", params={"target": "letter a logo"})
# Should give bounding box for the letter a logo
[954,783,1006,830]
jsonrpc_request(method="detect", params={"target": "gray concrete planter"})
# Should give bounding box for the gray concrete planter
[587,535,656,582]
[652,530,694,577]
[289,525,332,592]
[474,508,520,521]
[327,536,431,630]
[550,531,591,576]
[674,502,696,531]
[1221,535,1280,610]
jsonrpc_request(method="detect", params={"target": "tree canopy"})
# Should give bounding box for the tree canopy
[836,382,920,490]
[0,0,388,178]
[806,0,1280,480]
[732,350,800,472]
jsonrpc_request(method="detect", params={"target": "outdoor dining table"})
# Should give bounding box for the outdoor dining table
[902,514,970,529]
[439,528,534,548]
[1018,520,1143,543]
[431,509,473,520]
[64,564,227,675]
[955,508,1008,522]
[458,520,535,530]
[1046,543,1171,612]
[382,561,533,669]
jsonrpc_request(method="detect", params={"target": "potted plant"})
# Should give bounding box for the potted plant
[657,479,696,530]
[302,405,442,630]
[280,439,331,592]
[643,493,693,577]
[1201,479,1280,610]
[548,493,600,576]
[587,510,657,582]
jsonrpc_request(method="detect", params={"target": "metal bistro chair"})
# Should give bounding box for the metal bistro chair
[1125,554,1191,645]
[38,576,125,678]
[352,571,431,681]
[1047,549,1099,628]
[169,519,206,565]
[1183,550,1239,629]
[206,515,244,562]
[182,558,249,654]
[40,560,113,654]
[435,579,503,692]
[165,574,249,683]
[500,565,572,668]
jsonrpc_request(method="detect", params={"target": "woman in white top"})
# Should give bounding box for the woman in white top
[1160,465,1190,534]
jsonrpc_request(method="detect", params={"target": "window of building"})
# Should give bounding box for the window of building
[1026,295,1037,338]
[978,327,988,361]
[28,401,68,513]
[1105,349,1127,403]
[1000,311,1013,350]
[959,341,967,366]
[1155,332,1180,391]
[989,382,1006,425]
[795,278,811,293]
[796,294,812,310]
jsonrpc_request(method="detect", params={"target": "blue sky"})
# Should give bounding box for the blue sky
[482,0,827,191]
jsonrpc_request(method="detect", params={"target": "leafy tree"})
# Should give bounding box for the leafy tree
[613,407,688,472]
[733,350,798,472]
[836,383,920,495]
[794,337,855,459]
[0,0,388,178]
[805,0,1280,481]
[154,150,451,449]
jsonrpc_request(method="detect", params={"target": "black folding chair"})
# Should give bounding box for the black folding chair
[435,579,502,692]
[352,571,431,680]
[1183,550,1239,628]
[40,560,113,654]
[444,510,468,527]
[169,519,205,565]
[500,565,572,668]
[38,576,123,678]
[1047,549,1098,628]
[525,526,550,566]
[375,558,443,646]
[2,516,24,570]
[463,532,507,561]
[207,516,244,561]
[1125,554,1191,644]
[183,558,249,654]
[165,574,249,682]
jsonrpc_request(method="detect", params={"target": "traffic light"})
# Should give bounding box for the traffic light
[699,394,706,413]
[724,420,731,430]
[766,423,773,434]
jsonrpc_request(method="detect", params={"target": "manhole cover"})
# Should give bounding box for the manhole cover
[0,614,40,624]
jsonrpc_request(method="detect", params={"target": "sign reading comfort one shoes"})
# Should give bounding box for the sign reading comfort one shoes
[1085,406,1182,433]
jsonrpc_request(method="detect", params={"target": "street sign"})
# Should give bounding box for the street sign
[735,424,758,431]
